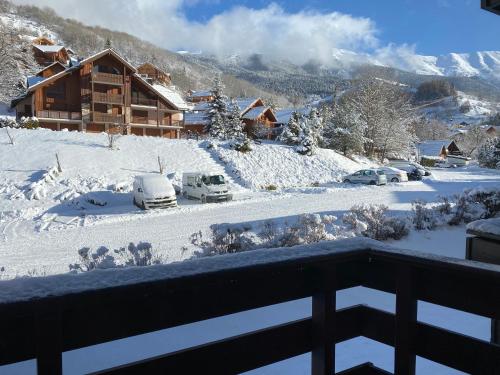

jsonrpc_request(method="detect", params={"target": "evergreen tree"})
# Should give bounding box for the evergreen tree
[278,111,301,145]
[207,76,229,139]
[104,38,112,49]
[477,137,500,169]
[225,100,246,140]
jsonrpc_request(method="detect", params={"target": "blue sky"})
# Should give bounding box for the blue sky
[182,0,500,55]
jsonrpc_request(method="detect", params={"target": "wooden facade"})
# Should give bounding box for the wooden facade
[137,63,171,86]
[14,49,184,139]
[36,62,67,79]
[32,45,70,66]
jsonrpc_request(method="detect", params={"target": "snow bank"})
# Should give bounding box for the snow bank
[208,141,371,189]
[467,218,500,236]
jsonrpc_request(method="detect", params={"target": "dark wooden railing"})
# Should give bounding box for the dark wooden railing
[92,112,124,124]
[92,72,124,85]
[482,0,500,15]
[131,97,158,107]
[1,241,500,374]
[92,92,124,105]
[36,110,82,120]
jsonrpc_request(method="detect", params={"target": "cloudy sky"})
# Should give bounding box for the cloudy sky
[10,0,500,65]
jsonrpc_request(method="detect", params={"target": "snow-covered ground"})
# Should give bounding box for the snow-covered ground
[1,128,499,374]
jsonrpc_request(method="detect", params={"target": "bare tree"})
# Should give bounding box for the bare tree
[5,128,14,145]
[459,126,489,157]
[158,155,165,174]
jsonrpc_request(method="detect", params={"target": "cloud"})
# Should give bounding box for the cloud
[10,0,379,65]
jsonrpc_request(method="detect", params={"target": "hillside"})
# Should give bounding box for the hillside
[0,0,285,106]
[1,0,500,112]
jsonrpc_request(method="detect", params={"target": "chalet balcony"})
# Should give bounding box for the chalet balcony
[92,112,124,124]
[131,116,184,127]
[92,92,124,105]
[2,238,500,375]
[36,110,82,121]
[91,72,124,85]
[131,97,158,107]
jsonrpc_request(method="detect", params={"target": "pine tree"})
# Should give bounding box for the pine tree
[104,38,112,49]
[477,137,500,169]
[207,76,229,139]
[225,100,246,140]
[278,111,301,145]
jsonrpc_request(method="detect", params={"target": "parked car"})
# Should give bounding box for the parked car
[389,161,431,176]
[343,169,387,186]
[379,167,408,183]
[404,167,423,181]
[133,175,177,210]
[182,172,232,203]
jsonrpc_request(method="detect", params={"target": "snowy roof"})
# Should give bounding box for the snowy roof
[234,98,259,112]
[189,90,212,98]
[242,106,268,120]
[152,84,189,110]
[184,112,210,125]
[274,108,309,124]
[27,76,45,88]
[33,44,65,53]
[193,101,211,111]
[417,140,448,157]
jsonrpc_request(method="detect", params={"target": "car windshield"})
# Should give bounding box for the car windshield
[202,175,225,185]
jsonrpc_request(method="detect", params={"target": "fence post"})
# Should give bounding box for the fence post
[394,265,417,375]
[36,307,63,375]
[312,266,336,375]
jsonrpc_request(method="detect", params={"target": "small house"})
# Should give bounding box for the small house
[187,90,214,103]
[32,44,70,66]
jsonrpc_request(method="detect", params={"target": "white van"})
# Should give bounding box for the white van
[182,172,232,203]
[133,175,177,210]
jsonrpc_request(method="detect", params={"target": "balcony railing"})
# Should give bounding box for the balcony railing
[92,112,124,124]
[92,93,123,105]
[131,117,184,127]
[2,239,500,375]
[92,72,124,85]
[36,110,82,120]
[131,97,158,107]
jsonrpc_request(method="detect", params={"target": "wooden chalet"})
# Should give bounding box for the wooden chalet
[446,140,463,156]
[187,90,214,103]
[32,44,70,66]
[12,49,184,138]
[183,97,277,138]
[137,63,172,86]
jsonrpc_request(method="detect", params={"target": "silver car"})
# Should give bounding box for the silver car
[343,169,387,186]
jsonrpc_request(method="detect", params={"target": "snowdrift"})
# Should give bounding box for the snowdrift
[208,141,370,189]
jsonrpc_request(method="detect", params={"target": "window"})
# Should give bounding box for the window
[202,175,225,185]
[187,177,195,187]
[46,81,65,99]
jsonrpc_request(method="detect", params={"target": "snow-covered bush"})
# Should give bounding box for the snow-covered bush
[231,137,252,153]
[190,224,256,256]
[69,246,118,272]
[19,117,39,129]
[414,188,500,228]
[69,242,160,272]
[411,200,438,230]
[477,137,500,169]
[343,204,409,240]
[0,117,19,128]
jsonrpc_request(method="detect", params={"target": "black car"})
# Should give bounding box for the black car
[407,168,423,181]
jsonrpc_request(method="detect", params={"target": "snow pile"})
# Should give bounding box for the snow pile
[467,218,500,236]
[27,165,61,200]
[207,141,371,189]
